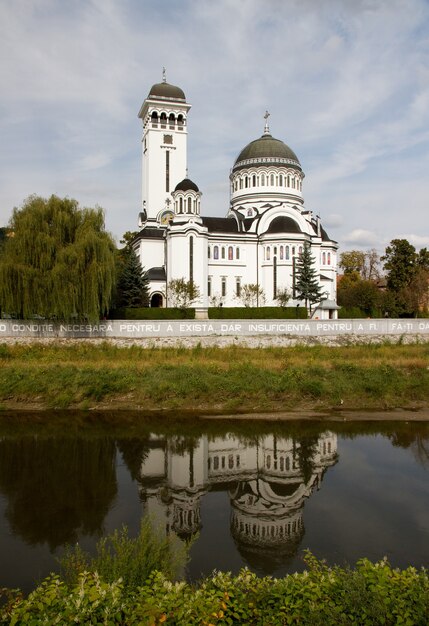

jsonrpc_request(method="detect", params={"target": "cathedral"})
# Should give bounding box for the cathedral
[134,74,338,318]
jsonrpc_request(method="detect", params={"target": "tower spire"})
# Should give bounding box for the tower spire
[263,110,270,135]
[162,67,167,83]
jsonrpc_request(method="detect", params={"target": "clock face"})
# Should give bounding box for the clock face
[160,211,174,225]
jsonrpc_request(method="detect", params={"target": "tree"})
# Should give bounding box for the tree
[294,242,323,313]
[381,239,417,292]
[339,249,381,280]
[0,195,116,321]
[167,278,200,308]
[238,283,265,307]
[115,247,149,308]
[275,287,291,307]
[337,276,381,316]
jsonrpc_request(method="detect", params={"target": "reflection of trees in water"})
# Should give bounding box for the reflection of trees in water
[0,437,117,550]
[116,438,153,481]
[390,428,429,469]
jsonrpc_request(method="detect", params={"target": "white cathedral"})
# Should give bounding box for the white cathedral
[134,74,338,318]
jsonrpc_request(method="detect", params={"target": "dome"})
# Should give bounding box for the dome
[174,178,199,192]
[148,82,186,102]
[265,216,302,234]
[233,134,301,172]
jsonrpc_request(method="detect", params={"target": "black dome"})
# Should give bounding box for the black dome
[174,178,199,192]
[233,134,301,172]
[265,216,302,234]
[148,82,186,101]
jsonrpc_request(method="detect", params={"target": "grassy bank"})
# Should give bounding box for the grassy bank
[0,342,428,412]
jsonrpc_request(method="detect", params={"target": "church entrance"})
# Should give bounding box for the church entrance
[150,293,163,308]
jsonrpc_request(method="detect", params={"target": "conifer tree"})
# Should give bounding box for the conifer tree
[115,247,149,308]
[294,242,323,313]
[0,195,116,321]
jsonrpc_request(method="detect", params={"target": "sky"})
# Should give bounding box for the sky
[1,0,428,254]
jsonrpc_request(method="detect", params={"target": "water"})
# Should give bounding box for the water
[0,414,428,592]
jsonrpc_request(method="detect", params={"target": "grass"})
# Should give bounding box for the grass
[0,342,428,411]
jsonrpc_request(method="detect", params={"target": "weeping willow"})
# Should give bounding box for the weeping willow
[0,195,117,321]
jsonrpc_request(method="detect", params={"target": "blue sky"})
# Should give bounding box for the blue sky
[1,0,429,254]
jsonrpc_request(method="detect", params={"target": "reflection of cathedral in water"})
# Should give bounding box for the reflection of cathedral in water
[139,432,337,563]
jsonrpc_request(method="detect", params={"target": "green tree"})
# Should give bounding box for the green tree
[167,278,200,308]
[294,242,323,313]
[382,239,417,292]
[337,276,381,316]
[115,247,149,308]
[0,195,116,321]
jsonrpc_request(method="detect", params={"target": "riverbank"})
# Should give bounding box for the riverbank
[0,342,428,413]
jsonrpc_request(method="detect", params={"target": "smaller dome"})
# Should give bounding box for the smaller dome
[174,178,199,192]
[148,82,186,101]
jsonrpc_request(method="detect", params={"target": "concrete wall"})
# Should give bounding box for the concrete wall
[1,319,428,339]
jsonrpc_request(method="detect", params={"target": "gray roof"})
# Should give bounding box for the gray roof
[138,227,165,239]
[201,216,240,233]
[145,266,166,281]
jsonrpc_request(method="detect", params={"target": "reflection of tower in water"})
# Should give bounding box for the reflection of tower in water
[138,432,337,568]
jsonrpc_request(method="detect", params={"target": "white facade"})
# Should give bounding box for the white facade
[135,77,338,318]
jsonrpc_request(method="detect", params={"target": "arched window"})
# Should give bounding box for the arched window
[322,252,326,264]
[228,246,233,260]
[286,246,290,260]
[298,245,303,255]
[328,252,331,265]
[261,173,265,186]
[236,247,240,260]
[286,456,290,471]
[287,174,290,186]
[270,173,275,186]
[266,455,271,469]
[280,246,284,260]
[266,246,271,261]
[214,246,219,260]
[177,114,184,126]
[168,113,175,126]
[252,174,256,186]
[151,111,158,125]
[245,176,249,188]
[274,246,277,256]
[292,246,296,256]
[292,177,296,189]
[279,174,283,186]
[221,247,225,259]
[179,197,183,213]
[208,246,211,259]
[160,112,167,126]
[239,178,243,189]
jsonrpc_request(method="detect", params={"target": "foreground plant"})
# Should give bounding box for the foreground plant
[1,553,428,625]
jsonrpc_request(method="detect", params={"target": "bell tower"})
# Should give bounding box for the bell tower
[138,70,191,226]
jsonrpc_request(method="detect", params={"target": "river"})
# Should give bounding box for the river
[0,413,428,592]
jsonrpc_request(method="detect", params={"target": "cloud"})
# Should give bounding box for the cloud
[343,229,380,248]
[0,0,429,250]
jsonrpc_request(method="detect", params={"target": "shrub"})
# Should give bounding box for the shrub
[209,306,308,319]
[59,518,191,591]
[109,307,195,319]
[3,554,428,625]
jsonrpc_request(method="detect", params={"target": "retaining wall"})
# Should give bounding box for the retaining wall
[1,318,428,339]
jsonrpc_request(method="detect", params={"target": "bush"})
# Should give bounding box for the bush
[109,307,195,319]
[3,554,428,625]
[59,518,190,591]
[209,306,308,319]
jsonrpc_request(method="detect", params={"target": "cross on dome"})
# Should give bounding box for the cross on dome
[162,67,167,83]
[264,110,270,135]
